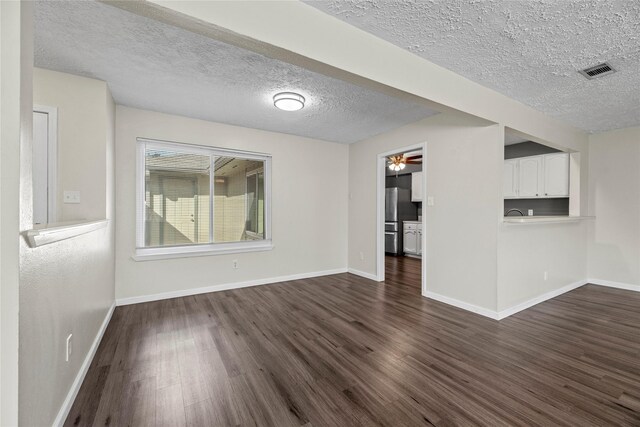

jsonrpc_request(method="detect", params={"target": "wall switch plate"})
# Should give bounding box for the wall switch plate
[66,334,73,362]
[528,209,534,216]
[63,190,81,204]
[232,259,238,269]
[427,196,435,206]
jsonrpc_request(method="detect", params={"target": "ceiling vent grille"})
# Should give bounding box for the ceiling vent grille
[579,62,616,80]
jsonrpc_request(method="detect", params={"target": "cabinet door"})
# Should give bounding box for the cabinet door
[543,153,569,197]
[518,156,543,198]
[503,159,518,198]
[416,225,422,255]
[403,229,417,254]
[411,172,423,202]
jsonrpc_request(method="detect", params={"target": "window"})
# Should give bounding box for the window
[135,138,271,259]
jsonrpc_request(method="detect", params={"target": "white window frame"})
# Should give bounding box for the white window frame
[245,167,265,240]
[134,138,272,261]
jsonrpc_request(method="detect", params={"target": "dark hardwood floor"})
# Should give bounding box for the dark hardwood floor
[385,255,422,294]
[66,264,640,426]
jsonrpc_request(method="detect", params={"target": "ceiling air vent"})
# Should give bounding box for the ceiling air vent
[579,62,616,80]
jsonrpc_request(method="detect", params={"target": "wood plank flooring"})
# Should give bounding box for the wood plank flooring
[385,255,422,294]
[66,266,640,426]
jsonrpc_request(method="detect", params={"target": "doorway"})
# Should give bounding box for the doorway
[376,143,427,295]
[32,105,57,225]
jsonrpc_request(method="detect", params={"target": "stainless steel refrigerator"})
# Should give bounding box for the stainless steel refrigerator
[385,187,417,255]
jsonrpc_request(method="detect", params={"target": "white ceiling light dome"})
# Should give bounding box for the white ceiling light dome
[273,92,305,111]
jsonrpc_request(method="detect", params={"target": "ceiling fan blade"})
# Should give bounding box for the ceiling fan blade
[405,160,422,164]
[405,155,422,160]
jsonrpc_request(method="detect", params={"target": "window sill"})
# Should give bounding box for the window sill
[132,240,274,261]
[24,219,109,248]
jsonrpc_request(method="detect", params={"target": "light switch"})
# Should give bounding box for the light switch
[63,190,80,204]
[427,196,435,206]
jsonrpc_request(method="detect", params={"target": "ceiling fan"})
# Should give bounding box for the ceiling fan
[388,153,422,171]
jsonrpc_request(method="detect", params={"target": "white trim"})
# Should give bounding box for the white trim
[424,291,499,320]
[135,141,145,248]
[588,278,640,292]
[33,104,58,223]
[137,137,271,160]
[348,268,380,281]
[116,268,348,306]
[496,280,586,319]
[132,240,273,261]
[426,278,639,321]
[53,302,116,427]
[24,219,109,248]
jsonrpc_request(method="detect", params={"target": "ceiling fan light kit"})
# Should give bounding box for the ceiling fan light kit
[387,153,423,172]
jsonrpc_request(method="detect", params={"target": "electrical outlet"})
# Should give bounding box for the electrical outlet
[66,334,73,362]
[359,252,364,260]
[63,190,81,204]
[543,271,548,281]
[232,259,238,269]
[528,209,534,216]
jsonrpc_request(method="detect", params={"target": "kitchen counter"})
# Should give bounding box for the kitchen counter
[503,216,594,224]
[403,220,422,224]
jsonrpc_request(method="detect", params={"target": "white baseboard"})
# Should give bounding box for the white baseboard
[53,301,116,427]
[423,291,499,320]
[347,268,380,281]
[425,280,588,321]
[587,278,640,292]
[496,280,586,320]
[116,268,348,306]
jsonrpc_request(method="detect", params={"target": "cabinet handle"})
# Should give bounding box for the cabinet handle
[536,193,538,196]
[545,193,548,195]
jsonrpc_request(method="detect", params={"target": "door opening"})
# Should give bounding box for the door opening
[32,105,57,225]
[376,143,427,296]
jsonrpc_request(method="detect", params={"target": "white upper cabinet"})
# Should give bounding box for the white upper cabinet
[518,156,543,198]
[503,152,570,199]
[411,172,423,202]
[503,159,518,198]
[543,153,569,197]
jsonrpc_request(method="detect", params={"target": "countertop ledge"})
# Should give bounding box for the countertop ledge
[24,219,109,247]
[503,216,594,224]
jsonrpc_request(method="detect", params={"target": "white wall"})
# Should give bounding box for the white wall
[588,127,640,287]
[497,222,588,311]
[496,131,590,312]
[115,106,348,301]
[19,70,116,426]
[349,112,592,314]
[349,114,503,312]
[1,2,31,424]
[134,0,595,316]
[33,68,112,221]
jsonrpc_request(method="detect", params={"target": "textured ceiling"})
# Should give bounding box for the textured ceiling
[305,0,640,133]
[34,1,438,144]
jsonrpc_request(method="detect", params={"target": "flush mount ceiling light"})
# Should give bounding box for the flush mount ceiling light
[273,92,305,111]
